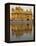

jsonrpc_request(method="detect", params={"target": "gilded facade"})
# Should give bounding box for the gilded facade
[10,7,32,21]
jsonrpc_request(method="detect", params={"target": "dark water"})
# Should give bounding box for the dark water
[10,22,34,41]
[10,31,33,41]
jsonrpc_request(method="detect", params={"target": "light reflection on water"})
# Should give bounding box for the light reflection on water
[10,23,34,41]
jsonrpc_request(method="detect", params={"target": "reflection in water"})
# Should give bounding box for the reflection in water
[11,23,32,36]
[10,23,33,41]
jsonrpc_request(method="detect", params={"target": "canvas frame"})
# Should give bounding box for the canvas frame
[5,3,35,43]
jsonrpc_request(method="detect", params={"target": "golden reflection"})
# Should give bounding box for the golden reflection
[11,24,32,36]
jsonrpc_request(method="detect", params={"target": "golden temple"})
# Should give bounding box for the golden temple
[10,7,32,21]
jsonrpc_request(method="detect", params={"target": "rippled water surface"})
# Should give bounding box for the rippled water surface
[10,22,34,41]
